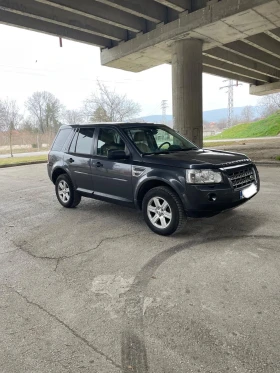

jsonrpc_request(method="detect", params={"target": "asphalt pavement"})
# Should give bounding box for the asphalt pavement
[0,164,279,373]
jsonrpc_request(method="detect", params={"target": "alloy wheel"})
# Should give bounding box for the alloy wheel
[147,197,172,229]
[58,180,70,203]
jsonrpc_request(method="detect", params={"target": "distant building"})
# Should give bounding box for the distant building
[203,130,216,138]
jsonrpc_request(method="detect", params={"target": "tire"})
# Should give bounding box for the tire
[142,186,185,236]
[55,174,81,208]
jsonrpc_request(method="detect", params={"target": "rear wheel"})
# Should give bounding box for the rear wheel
[55,174,81,208]
[142,186,185,235]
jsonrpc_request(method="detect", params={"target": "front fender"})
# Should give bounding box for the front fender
[133,167,188,209]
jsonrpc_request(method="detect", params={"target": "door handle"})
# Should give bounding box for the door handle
[68,158,74,163]
[95,162,103,168]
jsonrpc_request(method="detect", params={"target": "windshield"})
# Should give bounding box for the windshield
[123,126,198,154]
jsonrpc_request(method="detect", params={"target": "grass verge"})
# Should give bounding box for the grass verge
[205,112,280,140]
[0,148,49,155]
[0,155,47,168]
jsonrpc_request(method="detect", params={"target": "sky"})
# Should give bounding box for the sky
[0,24,260,117]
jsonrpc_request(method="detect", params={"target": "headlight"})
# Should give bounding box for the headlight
[186,169,222,184]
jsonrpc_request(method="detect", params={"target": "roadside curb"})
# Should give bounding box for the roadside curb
[254,161,280,167]
[0,160,47,169]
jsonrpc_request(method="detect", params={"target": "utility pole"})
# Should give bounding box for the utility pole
[220,80,241,128]
[161,100,168,125]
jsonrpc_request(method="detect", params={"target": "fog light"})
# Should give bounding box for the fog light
[208,193,217,202]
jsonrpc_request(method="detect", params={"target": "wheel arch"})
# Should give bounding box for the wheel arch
[135,177,184,210]
[51,167,70,184]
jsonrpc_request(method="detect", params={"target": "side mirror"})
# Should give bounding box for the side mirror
[107,149,129,160]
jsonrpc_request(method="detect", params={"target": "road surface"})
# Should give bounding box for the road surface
[0,164,279,373]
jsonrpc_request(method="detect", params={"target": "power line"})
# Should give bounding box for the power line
[0,64,144,84]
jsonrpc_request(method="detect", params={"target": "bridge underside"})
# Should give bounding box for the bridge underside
[1,0,280,94]
[101,0,280,97]
[1,0,280,146]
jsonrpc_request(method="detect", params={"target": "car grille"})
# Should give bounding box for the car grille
[227,167,256,189]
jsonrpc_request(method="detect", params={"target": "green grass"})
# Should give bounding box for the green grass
[0,155,47,167]
[205,112,280,140]
[276,156,280,161]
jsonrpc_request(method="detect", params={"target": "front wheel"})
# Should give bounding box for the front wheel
[142,186,185,236]
[55,174,81,208]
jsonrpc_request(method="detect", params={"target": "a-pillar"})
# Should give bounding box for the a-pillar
[172,39,203,147]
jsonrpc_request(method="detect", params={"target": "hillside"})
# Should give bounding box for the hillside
[205,112,280,140]
[140,106,258,124]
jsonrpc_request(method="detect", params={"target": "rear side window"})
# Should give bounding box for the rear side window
[52,128,72,151]
[70,128,94,155]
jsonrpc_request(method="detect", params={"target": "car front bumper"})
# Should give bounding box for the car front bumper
[180,163,260,217]
[182,180,260,218]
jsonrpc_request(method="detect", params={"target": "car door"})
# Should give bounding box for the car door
[91,127,133,202]
[65,127,95,193]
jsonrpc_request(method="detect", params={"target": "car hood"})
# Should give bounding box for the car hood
[142,148,250,169]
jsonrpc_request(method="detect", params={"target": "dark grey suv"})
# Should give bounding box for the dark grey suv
[47,123,260,235]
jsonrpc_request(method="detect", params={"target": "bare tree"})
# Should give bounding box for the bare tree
[240,105,255,123]
[21,117,36,132]
[0,100,4,128]
[63,109,85,125]
[0,98,22,157]
[84,80,141,122]
[258,93,280,118]
[91,106,110,122]
[25,91,63,133]
[216,118,227,130]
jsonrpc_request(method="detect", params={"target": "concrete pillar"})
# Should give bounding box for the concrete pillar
[172,39,203,147]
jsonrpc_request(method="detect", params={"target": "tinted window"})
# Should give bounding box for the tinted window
[97,128,125,156]
[52,128,72,151]
[75,128,94,155]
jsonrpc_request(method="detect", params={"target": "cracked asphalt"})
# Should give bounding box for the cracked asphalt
[0,164,280,373]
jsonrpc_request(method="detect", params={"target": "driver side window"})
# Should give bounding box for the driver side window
[97,128,126,157]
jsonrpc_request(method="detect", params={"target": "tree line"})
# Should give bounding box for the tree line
[0,80,141,157]
[240,93,280,122]
[204,93,280,131]
[1,80,280,156]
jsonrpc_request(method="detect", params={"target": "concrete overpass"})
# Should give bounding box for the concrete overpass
[1,0,280,146]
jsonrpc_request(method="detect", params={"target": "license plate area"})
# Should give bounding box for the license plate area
[240,183,257,199]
